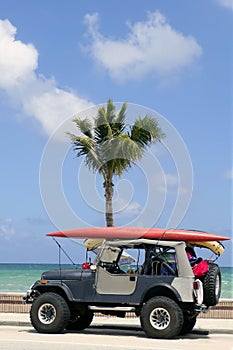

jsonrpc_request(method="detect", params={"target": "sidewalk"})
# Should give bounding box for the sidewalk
[0,313,232,334]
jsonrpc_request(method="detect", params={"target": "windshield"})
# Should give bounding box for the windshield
[98,246,122,263]
[97,243,178,275]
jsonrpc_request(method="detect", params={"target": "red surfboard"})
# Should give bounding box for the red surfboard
[46,227,230,242]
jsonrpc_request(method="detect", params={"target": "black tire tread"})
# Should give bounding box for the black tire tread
[140,296,183,339]
[179,316,197,335]
[30,292,70,333]
[66,310,94,330]
[202,263,221,306]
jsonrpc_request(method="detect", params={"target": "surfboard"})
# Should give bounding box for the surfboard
[189,241,225,255]
[46,227,230,242]
[84,238,225,255]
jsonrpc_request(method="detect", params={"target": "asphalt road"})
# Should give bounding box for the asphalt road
[0,325,233,350]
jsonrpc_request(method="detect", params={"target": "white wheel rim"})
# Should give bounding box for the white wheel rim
[38,303,56,324]
[149,307,170,330]
[215,274,220,297]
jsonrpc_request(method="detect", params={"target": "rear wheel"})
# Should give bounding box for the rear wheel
[202,263,221,306]
[30,292,70,333]
[140,296,183,339]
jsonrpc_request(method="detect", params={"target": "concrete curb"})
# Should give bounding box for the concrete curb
[0,321,30,327]
[0,315,232,334]
[193,327,233,335]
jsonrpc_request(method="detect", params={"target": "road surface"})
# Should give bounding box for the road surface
[0,325,233,350]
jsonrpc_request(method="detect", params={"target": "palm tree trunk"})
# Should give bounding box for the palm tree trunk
[104,181,114,227]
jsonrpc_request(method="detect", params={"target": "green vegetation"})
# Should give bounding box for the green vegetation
[67,99,164,226]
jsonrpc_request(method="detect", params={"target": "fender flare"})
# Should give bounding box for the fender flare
[33,281,74,301]
[141,282,182,304]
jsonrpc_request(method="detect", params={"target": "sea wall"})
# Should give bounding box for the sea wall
[0,293,232,319]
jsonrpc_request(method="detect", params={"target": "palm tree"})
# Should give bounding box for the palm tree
[67,99,164,227]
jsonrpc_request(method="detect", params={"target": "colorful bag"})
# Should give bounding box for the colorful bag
[192,260,209,276]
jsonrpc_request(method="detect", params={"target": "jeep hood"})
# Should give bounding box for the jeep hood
[41,269,93,280]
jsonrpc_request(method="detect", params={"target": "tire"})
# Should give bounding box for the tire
[66,309,93,330]
[179,315,197,335]
[30,292,70,333]
[202,263,221,306]
[140,296,183,339]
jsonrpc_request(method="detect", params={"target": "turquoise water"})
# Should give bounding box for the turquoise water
[0,264,80,293]
[0,264,232,299]
[220,267,233,299]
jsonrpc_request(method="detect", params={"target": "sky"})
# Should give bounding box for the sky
[0,0,232,266]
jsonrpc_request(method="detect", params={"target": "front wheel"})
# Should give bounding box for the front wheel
[140,296,183,339]
[30,292,70,333]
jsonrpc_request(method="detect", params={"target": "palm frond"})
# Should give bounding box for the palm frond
[85,148,106,176]
[101,134,143,166]
[96,106,108,127]
[106,99,116,124]
[95,105,112,143]
[72,117,93,138]
[67,133,94,156]
[111,158,131,177]
[68,133,106,177]
[112,102,127,134]
[130,115,165,147]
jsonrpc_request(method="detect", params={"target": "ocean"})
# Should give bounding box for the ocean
[0,264,232,299]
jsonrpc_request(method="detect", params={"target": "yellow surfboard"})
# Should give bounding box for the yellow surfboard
[85,239,225,255]
[189,241,225,255]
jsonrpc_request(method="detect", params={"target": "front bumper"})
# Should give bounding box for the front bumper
[23,287,40,304]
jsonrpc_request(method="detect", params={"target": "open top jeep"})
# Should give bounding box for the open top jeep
[24,238,221,339]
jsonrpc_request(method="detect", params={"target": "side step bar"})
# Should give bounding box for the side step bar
[88,306,136,312]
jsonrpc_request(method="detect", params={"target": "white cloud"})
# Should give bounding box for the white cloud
[224,168,233,179]
[0,218,15,240]
[149,172,177,192]
[23,79,92,136]
[114,198,142,219]
[148,171,190,196]
[0,19,92,137]
[114,198,142,218]
[215,0,233,10]
[84,11,202,83]
[25,217,50,225]
[0,20,38,88]
[164,173,178,188]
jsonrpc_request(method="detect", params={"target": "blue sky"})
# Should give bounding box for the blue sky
[0,0,232,265]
